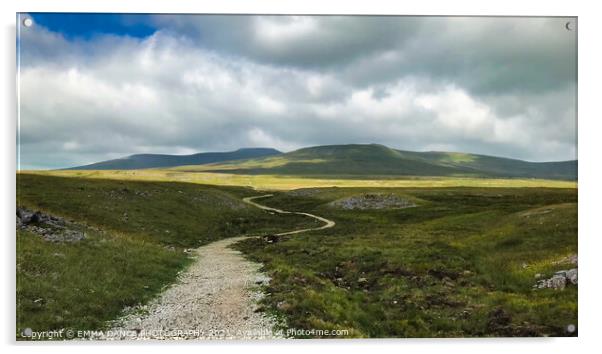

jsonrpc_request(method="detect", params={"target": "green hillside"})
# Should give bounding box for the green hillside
[66,148,282,170]
[174,144,577,180]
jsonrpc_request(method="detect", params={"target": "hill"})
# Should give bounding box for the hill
[177,144,577,180]
[66,148,282,170]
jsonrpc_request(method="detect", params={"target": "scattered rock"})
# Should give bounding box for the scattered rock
[286,188,322,197]
[553,254,578,266]
[459,309,472,319]
[16,207,86,243]
[17,208,34,224]
[534,268,577,290]
[46,229,85,242]
[134,190,152,198]
[442,276,455,287]
[30,211,42,223]
[330,193,416,210]
[565,268,578,285]
[544,274,566,289]
[261,234,279,243]
[276,301,292,312]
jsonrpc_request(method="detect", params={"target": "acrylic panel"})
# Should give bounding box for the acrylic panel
[16,13,577,340]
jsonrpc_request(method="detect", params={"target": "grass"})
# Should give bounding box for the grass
[21,170,577,191]
[16,172,578,338]
[233,186,577,337]
[16,173,314,338]
[17,228,190,333]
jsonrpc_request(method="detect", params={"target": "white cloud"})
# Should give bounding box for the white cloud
[18,16,577,169]
[253,16,318,44]
[247,127,302,152]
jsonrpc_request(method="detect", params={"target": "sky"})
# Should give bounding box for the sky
[17,13,577,169]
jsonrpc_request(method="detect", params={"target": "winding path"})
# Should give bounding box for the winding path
[242,194,335,235]
[101,194,334,340]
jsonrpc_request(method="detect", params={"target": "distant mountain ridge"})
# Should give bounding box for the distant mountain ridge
[66,148,282,170]
[69,144,577,180]
[176,144,577,181]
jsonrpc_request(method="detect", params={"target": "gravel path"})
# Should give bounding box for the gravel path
[99,194,335,341]
[101,236,281,340]
[243,194,335,235]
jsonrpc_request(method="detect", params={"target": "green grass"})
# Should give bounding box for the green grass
[22,170,577,191]
[233,187,577,337]
[17,228,190,334]
[16,173,314,338]
[16,172,578,338]
[17,174,314,248]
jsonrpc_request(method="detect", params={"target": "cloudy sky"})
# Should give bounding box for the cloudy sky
[18,14,577,169]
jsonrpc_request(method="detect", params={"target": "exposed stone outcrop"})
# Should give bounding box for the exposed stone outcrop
[534,268,577,290]
[330,193,416,210]
[17,207,85,242]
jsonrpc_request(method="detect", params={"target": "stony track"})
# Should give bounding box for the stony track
[100,194,335,340]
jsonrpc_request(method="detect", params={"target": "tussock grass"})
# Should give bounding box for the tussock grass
[234,186,577,337]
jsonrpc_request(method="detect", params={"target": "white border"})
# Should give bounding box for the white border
[2,1,599,353]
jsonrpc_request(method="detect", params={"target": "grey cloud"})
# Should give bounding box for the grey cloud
[18,16,577,169]
[152,15,420,69]
[339,17,576,96]
[154,16,576,95]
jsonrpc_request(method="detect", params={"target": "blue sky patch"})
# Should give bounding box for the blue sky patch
[27,13,156,39]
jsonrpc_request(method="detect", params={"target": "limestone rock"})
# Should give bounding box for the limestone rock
[534,268,577,290]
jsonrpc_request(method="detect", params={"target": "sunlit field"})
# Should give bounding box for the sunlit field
[21,169,576,191]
